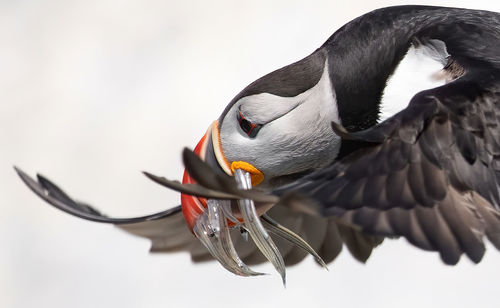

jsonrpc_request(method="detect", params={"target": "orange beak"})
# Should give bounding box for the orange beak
[181,120,265,232]
[180,121,232,230]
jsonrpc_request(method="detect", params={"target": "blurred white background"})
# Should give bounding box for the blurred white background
[2,1,500,307]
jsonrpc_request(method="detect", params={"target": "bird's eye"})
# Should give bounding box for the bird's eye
[237,111,262,138]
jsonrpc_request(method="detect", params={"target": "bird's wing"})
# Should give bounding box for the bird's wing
[14,167,181,224]
[14,167,204,253]
[275,72,500,264]
[15,166,380,265]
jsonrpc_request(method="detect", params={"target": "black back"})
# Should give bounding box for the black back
[274,6,500,264]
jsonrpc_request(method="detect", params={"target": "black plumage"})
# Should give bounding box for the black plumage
[269,6,500,264]
[276,71,500,264]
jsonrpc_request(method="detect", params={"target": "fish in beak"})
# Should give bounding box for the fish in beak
[179,120,326,284]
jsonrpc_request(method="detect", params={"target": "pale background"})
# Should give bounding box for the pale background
[2,1,500,307]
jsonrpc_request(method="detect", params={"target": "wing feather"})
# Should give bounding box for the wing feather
[276,74,500,263]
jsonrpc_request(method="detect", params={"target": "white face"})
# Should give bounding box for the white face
[219,60,341,187]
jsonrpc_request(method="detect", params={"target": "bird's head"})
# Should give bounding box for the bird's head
[180,50,342,230]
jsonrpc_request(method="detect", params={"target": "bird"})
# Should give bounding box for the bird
[15,5,500,284]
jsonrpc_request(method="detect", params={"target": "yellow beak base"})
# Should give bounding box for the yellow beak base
[230,161,264,186]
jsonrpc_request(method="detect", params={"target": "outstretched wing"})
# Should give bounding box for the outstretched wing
[15,167,181,224]
[15,167,382,265]
[276,72,500,264]
[14,167,203,253]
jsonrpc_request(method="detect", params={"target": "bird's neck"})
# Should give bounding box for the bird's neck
[323,5,496,131]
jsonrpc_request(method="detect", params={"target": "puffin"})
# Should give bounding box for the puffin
[15,5,500,284]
